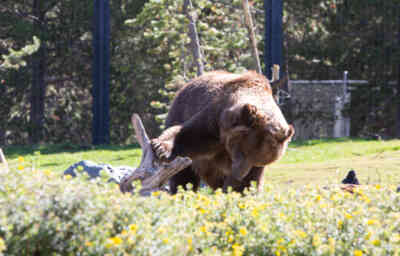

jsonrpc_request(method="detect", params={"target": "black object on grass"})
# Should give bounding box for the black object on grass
[342,170,360,185]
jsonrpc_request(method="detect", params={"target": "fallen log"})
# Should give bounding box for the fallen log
[119,114,192,196]
[0,148,9,171]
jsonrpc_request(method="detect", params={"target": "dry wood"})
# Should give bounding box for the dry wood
[119,114,192,196]
[0,148,9,171]
[183,0,204,76]
[242,0,262,74]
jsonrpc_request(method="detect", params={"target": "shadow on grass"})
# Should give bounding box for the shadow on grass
[3,143,141,159]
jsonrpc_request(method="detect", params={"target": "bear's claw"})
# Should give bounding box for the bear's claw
[151,139,172,161]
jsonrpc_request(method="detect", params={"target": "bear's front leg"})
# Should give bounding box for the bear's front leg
[151,125,183,162]
[152,109,220,162]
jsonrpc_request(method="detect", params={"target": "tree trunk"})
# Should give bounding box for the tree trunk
[30,0,47,144]
[242,0,262,73]
[183,0,204,76]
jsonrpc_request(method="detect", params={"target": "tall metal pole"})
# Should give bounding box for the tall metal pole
[397,3,400,138]
[264,0,283,80]
[93,0,110,145]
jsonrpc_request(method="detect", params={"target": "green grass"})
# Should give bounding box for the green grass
[3,138,400,186]
[3,143,143,173]
[269,138,400,186]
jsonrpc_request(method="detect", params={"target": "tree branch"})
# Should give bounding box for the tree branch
[0,148,9,172]
[183,0,204,76]
[242,0,262,73]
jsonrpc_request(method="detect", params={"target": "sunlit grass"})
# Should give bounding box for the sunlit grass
[270,138,400,186]
[3,138,400,186]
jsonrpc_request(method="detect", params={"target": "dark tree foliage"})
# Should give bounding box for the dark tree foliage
[0,0,398,145]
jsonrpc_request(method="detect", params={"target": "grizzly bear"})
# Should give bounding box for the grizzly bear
[151,70,294,193]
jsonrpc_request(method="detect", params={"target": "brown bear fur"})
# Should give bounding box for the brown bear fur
[151,70,294,193]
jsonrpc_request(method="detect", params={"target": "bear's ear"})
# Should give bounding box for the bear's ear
[241,104,261,127]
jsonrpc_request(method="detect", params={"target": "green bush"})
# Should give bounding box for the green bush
[1,163,400,256]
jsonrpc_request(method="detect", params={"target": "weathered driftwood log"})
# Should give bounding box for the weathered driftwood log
[0,148,9,172]
[119,114,192,196]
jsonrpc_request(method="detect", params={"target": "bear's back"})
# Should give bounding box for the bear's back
[165,71,272,128]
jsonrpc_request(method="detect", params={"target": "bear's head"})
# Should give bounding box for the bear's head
[220,103,294,181]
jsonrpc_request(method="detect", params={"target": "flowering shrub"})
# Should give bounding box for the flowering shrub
[1,163,400,255]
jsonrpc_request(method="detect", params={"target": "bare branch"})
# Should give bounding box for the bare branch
[0,148,9,172]
[242,0,262,73]
[119,114,192,196]
[0,6,44,26]
[183,0,204,76]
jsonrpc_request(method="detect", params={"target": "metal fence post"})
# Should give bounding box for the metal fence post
[92,0,110,145]
[264,0,283,80]
[343,71,351,137]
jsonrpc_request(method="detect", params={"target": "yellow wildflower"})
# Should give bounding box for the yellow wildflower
[215,189,223,195]
[365,231,372,240]
[338,220,344,229]
[354,249,363,256]
[121,230,128,236]
[328,237,335,254]
[64,174,72,180]
[294,230,307,239]
[367,219,380,226]
[17,165,24,170]
[251,208,259,218]
[162,238,169,244]
[0,237,6,252]
[200,226,207,233]
[43,169,52,177]
[260,223,268,233]
[17,156,24,163]
[312,234,321,247]
[198,207,207,214]
[232,243,244,256]
[375,184,381,190]
[238,203,246,209]
[152,191,161,197]
[239,227,247,236]
[187,238,193,251]
[362,195,371,204]
[85,241,93,247]
[129,224,138,233]
[315,195,322,202]
[344,213,353,219]
[320,203,328,209]
[157,226,166,234]
[277,245,287,254]
[228,235,234,243]
[110,236,122,245]
[106,236,122,248]
[372,239,381,246]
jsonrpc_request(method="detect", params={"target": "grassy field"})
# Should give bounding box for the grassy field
[3,138,400,186]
